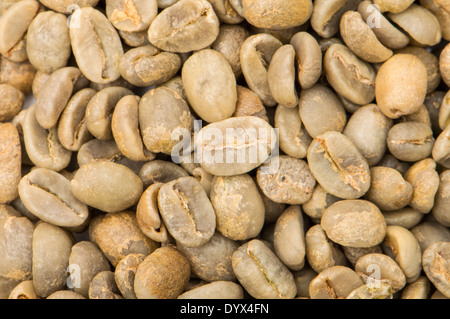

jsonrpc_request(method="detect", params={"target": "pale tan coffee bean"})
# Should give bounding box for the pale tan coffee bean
[302,184,341,221]
[105,0,158,32]
[0,123,21,204]
[432,170,450,227]
[432,125,450,168]
[373,0,415,13]
[401,276,431,299]
[8,280,38,299]
[420,0,450,41]
[309,266,364,299]
[70,7,124,84]
[138,160,189,188]
[422,241,450,298]
[0,83,24,122]
[178,281,244,299]
[46,290,86,299]
[0,57,36,95]
[39,0,99,13]
[208,0,244,24]
[382,207,423,230]
[290,31,322,89]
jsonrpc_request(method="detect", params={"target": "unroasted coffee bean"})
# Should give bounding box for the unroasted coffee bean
[440,42,450,87]
[114,253,146,299]
[321,199,387,248]
[182,49,236,123]
[210,174,264,240]
[257,155,316,205]
[324,43,376,105]
[57,88,96,152]
[0,57,36,94]
[310,0,361,38]
[340,11,393,63]
[70,7,124,84]
[40,0,99,13]
[376,54,428,119]
[71,162,143,213]
[355,253,407,292]
[290,31,322,89]
[293,266,317,298]
[194,116,277,176]
[411,221,450,252]
[342,245,383,267]
[309,266,364,299]
[404,158,440,214]
[176,231,238,282]
[273,206,306,271]
[240,34,283,106]
[77,139,122,167]
[68,241,111,298]
[433,125,450,168]
[158,176,216,247]
[307,131,371,199]
[401,276,431,299]
[232,239,297,299]
[364,166,413,211]
[422,241,450,298]
[138,160,189,188]
[8,280,38,299]
[0,205,34,298]
[305,224,348,274]
[432,170,450,227]
[178,281,244,299]
[382,207,423,229]
[299,84,347,138]
[89,271,123,299]
[32,222,73,297]
[274,105,311,159]
[148,0,220,53]
[302,184,341,222]
[242,0,312,30]
[139,86,192,155]
[386,122,435,162]
[85,86,134,141]
[90,211,159,267]
[0,84,24,122]
[26,11,71,74]
[47,290,86,299]
[0,123,21,204]
[421,0,450,41]
[346,282,393,299]
[105,0,158,32]
[119,30,150,47]
[382,225,422,283]
[22,105,72,172]
[373,0,415,13]
[18,168,89,228]
[134,246,191,299]
[35,67,88,129]
[119,45,181,87]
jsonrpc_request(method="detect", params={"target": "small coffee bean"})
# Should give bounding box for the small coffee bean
[8,280,38,299]
[89,271,123,299]
[0,123,21,204]
[105,0,158,32]
[422,241,450,298]
[401,276,431,299]
[432,170,450,227]
[178,281,244,299]
[411,222,450,253]
[309,266,364,299]
[114,253,146,299]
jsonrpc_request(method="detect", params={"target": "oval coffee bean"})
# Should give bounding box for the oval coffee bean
[182,49,236,123]
[178,281,244,299]
[307,131,371,199]
[148,0,220,53]
[0,83,24,122]
[309,266,364,299]
[232,239,297,299]
[210,174,265,240]
[400,276,431,299]
[39,0,99,13]
[290,31,322,89]
[46,290,86,299]
[158,176,216,247]
[346,282,393,299]
[432,170,450,227]
[342,245,383,267]
[89,271,123,299]
[257,155,316,205]
[411,221,450,252]
[32,222,73,298]
[26,11,71,74]
[302,184,341,222]
[71,161,143,213]
[138,160,189,188]
[422,241,450,298]
[70,7,124,84]
[373,0,415,13]
[119,45,181,87]
[382,225,422,283]
[90,211,159,267]
[105,0,158,32]
[8,280,38,299]
[195,116,277,176]
[114,253,146,299]
[376,54,428,119]
[433,125,450,168]
[18,168,89,228]
[0,123,21,204]
[321,199,387,248]
[134,246,191,299]
[176,232,239,282]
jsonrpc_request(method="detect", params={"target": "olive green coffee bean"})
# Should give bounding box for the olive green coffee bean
[176,232,239,282]
[321,199,387,248]
[182,49,236,123]
[386,122,435,162]
[422,241,450,298]
[77,139,122,167]
[257,155,316,205]
[105,0,158,32]
[32,222,73,298]
[0,123,21,204]
[114,253,146,299]
[138,160,189,188]
[342,246,383,267]
[148,0,220,53]
[323,43,376,105]
[90,211,159,267]
[210,174,265,240]
[382,225,422,283]
[273,206,306,271]
[299,84,347,138]
[375,54,428,119]
[119,45,181,87]
[89,271,123,299]
[158,176,216,247]
[309,266,364,299]
[178,281,244,299]
[432,170,450,227]
[18,168,89,228]
[134,246,191,299]
[307,131,371,199]
[232,239,297,299]
[68,241,111,298]
[71,161,143,213]
[69,7,124,84]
